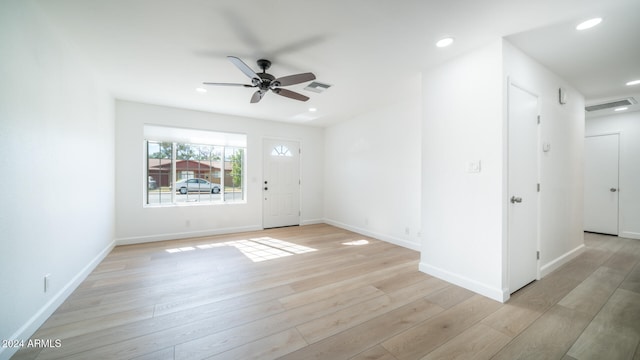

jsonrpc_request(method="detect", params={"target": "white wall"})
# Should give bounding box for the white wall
[420,40,506,301]
[586,111,640,239]
[115,101,324,244]
[0,1,115,359]
[503,40,585,278]
[323,74,422,250]
[420,39,585,302]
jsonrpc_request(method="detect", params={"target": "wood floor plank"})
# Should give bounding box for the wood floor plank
[558,266,626,316]
[381,295,501,360]
[130,347,174,360]
[297,277,448,344]
[279,299,444,360]
[33,306,155,340]
[480,303,541,338]
[602,251,639,275]
[620,263,640,295]
[491,305,592,360]
[420,323,512,360]
[277,262,415,309]
[172,283,393,359]
[423,285,475,309]
[34,298,285,360]
[350,345,398,360]
[567,288,640,360]
[205,328,308,360]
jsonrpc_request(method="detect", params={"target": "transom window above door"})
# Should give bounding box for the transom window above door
[271,145,292,157]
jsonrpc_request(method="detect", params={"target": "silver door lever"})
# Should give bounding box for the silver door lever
[510,196,522,204]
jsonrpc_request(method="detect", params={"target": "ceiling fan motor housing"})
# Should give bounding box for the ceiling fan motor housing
[257,59,272,71]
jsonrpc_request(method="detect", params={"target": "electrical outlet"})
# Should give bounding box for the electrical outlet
[44,274,51,293]
[405,227,410,235]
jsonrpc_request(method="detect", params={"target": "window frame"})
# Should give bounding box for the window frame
[144,128,247,207]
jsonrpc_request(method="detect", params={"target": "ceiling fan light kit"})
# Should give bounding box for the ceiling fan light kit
[203,56,316,103]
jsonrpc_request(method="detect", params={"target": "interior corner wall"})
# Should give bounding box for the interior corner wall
[323,74,422,251]
[586,111,640,240]
[420,40,506,301]
[502,40,585,278]
[0,1,115,359]
[114,101,324,244]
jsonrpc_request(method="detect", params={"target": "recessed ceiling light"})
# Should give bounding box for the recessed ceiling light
[576,18,602,31]
[614,107,628,112]
[436,37,454,48]
[309,107,317,112]
[626,79,640,86]
[196,87,207,93]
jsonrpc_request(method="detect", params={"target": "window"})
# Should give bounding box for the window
[144,125,246,206]
[271,145,292,157]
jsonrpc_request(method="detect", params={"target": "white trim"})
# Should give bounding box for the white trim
[301,218,325,226]
[619,232,640,240]
[324,218,421,251]
[419,261,508,303]
[0,241,115,360]
[115,225,262,245]
[539,244,586,278]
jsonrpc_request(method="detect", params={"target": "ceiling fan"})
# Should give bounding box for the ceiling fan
[203,56,316,103]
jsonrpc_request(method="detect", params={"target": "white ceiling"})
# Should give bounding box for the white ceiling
[34,0,640,126]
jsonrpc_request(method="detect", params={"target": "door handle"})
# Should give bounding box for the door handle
[510,196,522,204]
[610,188,617,192]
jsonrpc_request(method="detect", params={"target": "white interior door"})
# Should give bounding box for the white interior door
[263,139,300,229]
[584,134,619,235]
[508,83,539,294]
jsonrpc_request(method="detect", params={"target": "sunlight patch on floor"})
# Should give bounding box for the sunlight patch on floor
[342,239,369,246]
[165,237,317,262]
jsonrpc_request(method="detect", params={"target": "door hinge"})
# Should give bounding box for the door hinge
[537,251,540,260]
[537,183,540,192]
[537,115,541,124]
[299,211,301,216]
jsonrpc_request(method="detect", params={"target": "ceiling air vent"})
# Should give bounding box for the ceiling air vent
[585,97,636,112]
[304,81,332,93]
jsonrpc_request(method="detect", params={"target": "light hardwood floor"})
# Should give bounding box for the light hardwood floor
[12,225,640,360]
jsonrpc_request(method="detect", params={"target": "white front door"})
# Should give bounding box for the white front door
[584,134,619,235]
[263,139,301,229]
[508,83,540,294]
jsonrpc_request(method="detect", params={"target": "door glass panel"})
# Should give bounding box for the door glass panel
[271,145,292,157]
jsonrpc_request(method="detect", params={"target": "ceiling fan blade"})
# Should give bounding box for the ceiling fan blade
[202,82,254,87]
[228,56,260,81]
[274,72,316,87]
[272,88,310,102]
[250,90,266,103]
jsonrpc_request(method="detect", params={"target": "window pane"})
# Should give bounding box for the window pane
[175,143,223,204]
[147,141,172,205]
[225,147,244,201]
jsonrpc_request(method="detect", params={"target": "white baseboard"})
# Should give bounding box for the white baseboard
[301,218,324,226]
[619,231,640,240]
[540,244,586,278]
[0,240,115,360]
[419,262,508,303]
[323,218,421,251]
[115,225,263,245]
